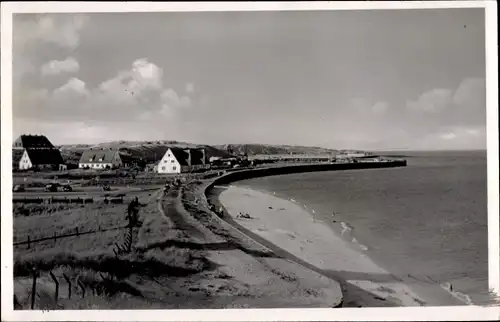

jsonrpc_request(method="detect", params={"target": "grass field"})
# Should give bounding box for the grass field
[12,184,222,310]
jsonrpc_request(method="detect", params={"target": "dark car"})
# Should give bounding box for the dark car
[61,185,73,192]
[44,183,59,192]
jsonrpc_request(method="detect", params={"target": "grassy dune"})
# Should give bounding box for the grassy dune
[13,188,221,310]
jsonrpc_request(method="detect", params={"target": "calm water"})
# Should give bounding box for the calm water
[236,150,489,304]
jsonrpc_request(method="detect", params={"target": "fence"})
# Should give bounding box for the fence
[17,267,124,309]
[13,224,127,249]
[13,196,95,204]
[15,215,138,310]
[13,196,129,205]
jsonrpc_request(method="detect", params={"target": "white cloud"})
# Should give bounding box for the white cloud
[186,82,195,94]
[440,132,457,140]
[348,98,389,115]
[99,58,163,98]
[41,57,80,76]
[53,78,88,97]
[17,59,199,130]
[16,14,89,50]
[452,77,486,113]
[372,101,388,114]
[407,78,485,117]
[13,14,89,84]
[465,128,480,136]
[407,88,453,113]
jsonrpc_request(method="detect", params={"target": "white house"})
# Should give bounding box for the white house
[157,147,209,174]
[18,148,65,171]
[78,148,123,169]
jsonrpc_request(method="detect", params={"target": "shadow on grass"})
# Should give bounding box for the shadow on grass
[14,249,217,280]
[138,238,278,259]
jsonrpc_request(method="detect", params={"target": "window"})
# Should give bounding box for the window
[173,166,176,170]
[162,167,166,170]
[171,160,175,163]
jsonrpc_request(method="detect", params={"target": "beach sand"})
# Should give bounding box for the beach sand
[218,185,465,307]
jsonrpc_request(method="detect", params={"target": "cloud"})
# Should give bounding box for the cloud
[349,98,389,115]
[453,78,485,107]
[41,57,80,76]
[406,88,453,113]
[53,78,88,97]
[440,132,457,140]
[13,14,89,85]
[15,14,89,51]
[186,82,195,94]
[15,59,199,132]
[372,101,389,114]
[406,78,485,116]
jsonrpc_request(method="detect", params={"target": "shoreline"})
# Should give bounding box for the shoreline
[212,185,465,307]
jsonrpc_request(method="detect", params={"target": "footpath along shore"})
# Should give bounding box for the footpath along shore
[204,161,465,307]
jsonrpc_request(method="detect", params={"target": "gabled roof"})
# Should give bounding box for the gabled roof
[190,148,206,165]
[79,148,120,164]
[166,147,206,166]
[14,135,54,148]
[167,147,190,166]
[25,148,64,165]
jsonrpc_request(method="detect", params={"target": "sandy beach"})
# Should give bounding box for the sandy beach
[217,185,466,307]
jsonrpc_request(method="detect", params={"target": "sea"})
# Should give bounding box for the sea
[235,150,491,305]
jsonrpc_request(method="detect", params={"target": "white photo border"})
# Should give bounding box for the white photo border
[1,1,498,321]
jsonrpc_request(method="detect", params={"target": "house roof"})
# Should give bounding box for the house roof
[25,148,64,165]
[79,148,120,164]
[190,148,206,165]
[167,147,206,166]
[168,147,190,166]
[14,135,54,148]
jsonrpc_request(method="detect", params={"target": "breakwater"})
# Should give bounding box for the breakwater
[206,160,407,189]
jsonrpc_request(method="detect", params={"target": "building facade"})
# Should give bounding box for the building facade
[18,148,65,171]
[78,148,124,169]
[12,134,65,171]
[157,147,209,174]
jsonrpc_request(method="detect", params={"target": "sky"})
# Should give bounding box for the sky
[12,8,487,150]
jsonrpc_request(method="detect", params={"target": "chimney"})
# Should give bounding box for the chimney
[184,149,192,166]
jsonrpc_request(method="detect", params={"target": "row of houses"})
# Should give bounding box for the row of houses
[12,134,211,174]
[78,146,209,173]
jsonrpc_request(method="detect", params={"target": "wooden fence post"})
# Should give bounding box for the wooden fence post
[27,236,31,249]
[49,271,59,303]
[31,269,37,309]
[53,232,57,245]
[75,227,79,236]
[127,226,133,253]
[78,279,85,298]
[63,274,72,299]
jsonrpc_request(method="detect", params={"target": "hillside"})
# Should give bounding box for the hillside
[58,141,234,165]
[57,141,352,166]
[213,144,340,156]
